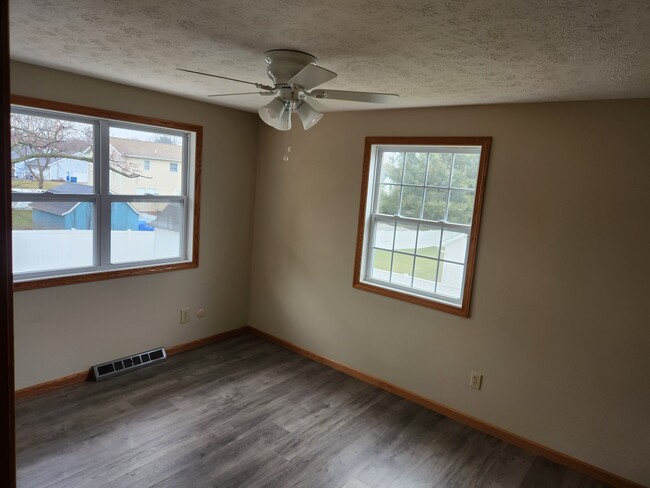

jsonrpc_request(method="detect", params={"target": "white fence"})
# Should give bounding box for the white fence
[12,229,180,274]
[373,227,467,298]
[371,268,463,299]
[375,227,467,262]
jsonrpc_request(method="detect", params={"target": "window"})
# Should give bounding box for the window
[10,96,202,291]
[143,160,150,171]
[169,162,178,173]
[354,137,491,317]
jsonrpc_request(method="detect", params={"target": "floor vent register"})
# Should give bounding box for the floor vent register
[92,347,167,381]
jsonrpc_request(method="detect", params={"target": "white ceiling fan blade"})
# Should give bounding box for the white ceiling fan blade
[303,97,327,112]
[207,92,263,97]
[308,89,399,103]
[177,68,273,91]
[288,64,337,90]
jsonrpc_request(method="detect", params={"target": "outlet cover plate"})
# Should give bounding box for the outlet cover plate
[180,307,190,324]
[470,372,483,390]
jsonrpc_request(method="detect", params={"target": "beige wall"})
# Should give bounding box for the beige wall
[10,61,649,484]
[249,100,650,485]
[11,62,258,389]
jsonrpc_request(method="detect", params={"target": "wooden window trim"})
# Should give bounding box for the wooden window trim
[353,136,491,317]
[10,96,203,292]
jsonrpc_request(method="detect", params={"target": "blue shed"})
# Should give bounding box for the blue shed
[30,182,140,231]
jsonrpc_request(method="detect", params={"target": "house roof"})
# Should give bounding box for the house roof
[109,137,182,162]
[31,183,140,217]
[30,201,79,217]
[47,182,94,195]
[29,183,93,216]
[151,203,182,232]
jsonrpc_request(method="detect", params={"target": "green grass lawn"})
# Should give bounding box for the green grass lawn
[12,209,33,230]
[11,179,64,190]
[373,246,443,279]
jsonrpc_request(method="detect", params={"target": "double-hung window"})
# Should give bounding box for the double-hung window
[354,137,491,317]
[10,97,202,291]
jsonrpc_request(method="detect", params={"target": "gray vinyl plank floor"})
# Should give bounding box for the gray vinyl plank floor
[15,335,612,488]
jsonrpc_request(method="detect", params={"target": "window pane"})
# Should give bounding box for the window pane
[447,190,475,225]
[12,202,94,274]
[377,184,400,215]
[403,153,427,185]
[416,224,442,258]
[390,253,414,286]
[373,220,395,250]
[426,152,452,187]
[110,201,182,264]
[359,140,490,312]
[370,248,392,281]
[379,152,403,184]
[451,153,480,189]
[11,113,94,192]
[400,186,423,218]
[413,257,439,292]
[441,229,468,263]
[437,262,465,299]
[394,222,417,253]
[423,188,448,221]
[109,127,183,195]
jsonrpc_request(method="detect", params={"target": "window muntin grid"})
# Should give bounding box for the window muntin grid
[363,145,482,307]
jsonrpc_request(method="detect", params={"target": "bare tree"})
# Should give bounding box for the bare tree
[11,113,149,189]
[11,114,90,189]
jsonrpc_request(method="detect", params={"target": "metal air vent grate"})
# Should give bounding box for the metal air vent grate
[92,347,167,381]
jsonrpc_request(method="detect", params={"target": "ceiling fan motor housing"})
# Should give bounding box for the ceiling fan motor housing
[264,49,317,85]
[178,49,398,131]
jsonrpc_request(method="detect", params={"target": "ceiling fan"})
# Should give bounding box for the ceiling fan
[178,49,399,131]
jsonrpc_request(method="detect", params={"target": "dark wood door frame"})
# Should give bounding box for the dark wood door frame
[1,0,17,485]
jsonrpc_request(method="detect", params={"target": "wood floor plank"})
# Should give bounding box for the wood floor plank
[355,408,446,487]
[15,335,614,488]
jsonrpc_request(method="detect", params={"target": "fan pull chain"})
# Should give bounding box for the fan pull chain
[283,130,292,161]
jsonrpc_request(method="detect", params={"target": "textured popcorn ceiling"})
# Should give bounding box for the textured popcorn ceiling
[9,0,650,112]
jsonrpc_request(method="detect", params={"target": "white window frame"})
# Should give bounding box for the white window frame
[10,97,202,290]
[354,137,491,317]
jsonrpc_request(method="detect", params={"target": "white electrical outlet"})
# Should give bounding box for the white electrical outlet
[470,372,483,390]
[197,308,205,318]
[180,307,191,324]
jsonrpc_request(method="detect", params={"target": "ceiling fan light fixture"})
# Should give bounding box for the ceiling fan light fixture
[275,104,292,131]
[258,97,286,126]
[181,49,398,132]
[258,98,292,131]
[296,101,323,130]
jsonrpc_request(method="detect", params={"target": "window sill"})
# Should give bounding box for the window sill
[13,260,198,292]
[352,279,470,317]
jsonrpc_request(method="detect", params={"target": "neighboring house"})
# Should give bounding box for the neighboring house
[109,137,182,195]
[30,182,139,231]
[14,139,181,194]
[45,154,92,183]
[11,150,37,180]
[12,151,92,183]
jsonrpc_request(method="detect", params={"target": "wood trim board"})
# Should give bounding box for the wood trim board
[14,327,250,400]
[9,95,203,292]
[352,137,491,318]
[14,325,644,487]
[1,0,17,484]
[165,327,249,356]
[247,327,643,488]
